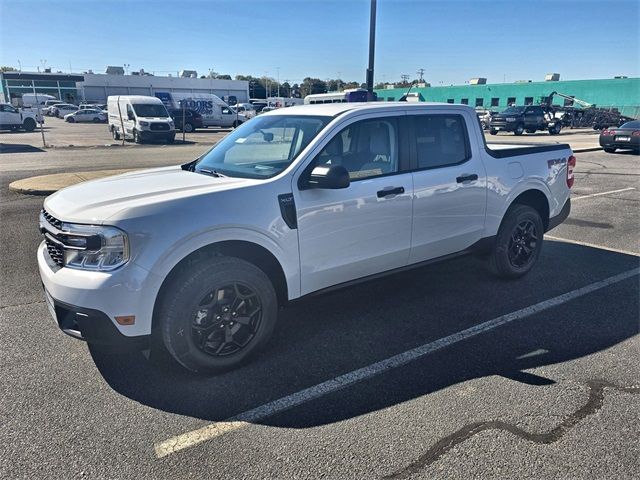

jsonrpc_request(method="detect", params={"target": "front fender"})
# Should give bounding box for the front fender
[139,226,300,300]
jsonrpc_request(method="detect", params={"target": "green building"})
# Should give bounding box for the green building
[375,77,640,118]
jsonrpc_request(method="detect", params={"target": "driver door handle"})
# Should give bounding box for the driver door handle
[377,186,405,198]
[456,174,478,184]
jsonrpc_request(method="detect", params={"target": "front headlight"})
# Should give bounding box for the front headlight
[60,223,129,271]
[139,120,150,127]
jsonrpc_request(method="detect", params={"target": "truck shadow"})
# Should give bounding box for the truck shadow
[90,241,639,428]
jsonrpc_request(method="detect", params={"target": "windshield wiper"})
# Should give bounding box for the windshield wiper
[199,168,227,178]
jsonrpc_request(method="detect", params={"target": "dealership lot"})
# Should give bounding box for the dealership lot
[0,146,638,478]
[1,113,602,151]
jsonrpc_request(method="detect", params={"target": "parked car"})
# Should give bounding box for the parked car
[38,103,574,373]
[53,104,79,118]
[168,108,204,132]
[43,101,64,116]
[108,95,175,144]
[64,109,107,123]
[599,120,640,153]
[235,103,257,119]
[490,105,562,136]
[0,103,40,131]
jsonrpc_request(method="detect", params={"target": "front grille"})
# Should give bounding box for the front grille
[42,209,63,229]
[45,239,64,267]
[150,123,170,131]
[41,209,64,267]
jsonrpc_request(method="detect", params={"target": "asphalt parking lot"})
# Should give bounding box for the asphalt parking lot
[0,145,638,478]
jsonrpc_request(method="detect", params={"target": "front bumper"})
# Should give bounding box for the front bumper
[38,242,163,343]
[490,121,517,132]
[139,130,175,141]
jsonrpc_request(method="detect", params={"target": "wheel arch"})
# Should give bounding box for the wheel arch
[506,188,550,230]
[151,240,289,332]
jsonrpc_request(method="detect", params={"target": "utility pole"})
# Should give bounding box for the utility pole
[401,74,410,85]
[276,67,280,97]
[417,68,425,82]
[365,0,377,98]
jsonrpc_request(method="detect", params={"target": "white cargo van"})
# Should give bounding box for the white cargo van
[108,95,175,144]
[21,93,57,108]
[154,92,246,128]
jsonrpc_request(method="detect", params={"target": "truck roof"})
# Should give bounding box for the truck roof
[107,95,164,104]
[266,102,475,117]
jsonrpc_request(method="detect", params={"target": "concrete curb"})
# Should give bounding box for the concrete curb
[573,147,603,153]
[9,169,138,196]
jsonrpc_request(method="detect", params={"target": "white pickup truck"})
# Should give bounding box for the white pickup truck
[0,103,40,131]
[38,103,574,373]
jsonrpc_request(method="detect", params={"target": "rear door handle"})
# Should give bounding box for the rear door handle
[456,174,478,184]
[377,186,405,198]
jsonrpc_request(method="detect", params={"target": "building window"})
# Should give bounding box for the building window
[524,97,534,105]
[564,96,575,107]
[447,98,454,104]
[460,98,469,105]
[507,97,516,105]
[491,97,499,107]
[475,98,484,107]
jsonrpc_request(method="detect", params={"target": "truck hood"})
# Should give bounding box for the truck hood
[44,166,256,224]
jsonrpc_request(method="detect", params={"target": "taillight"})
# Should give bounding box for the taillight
[567,155,576,189]
[601,130,611,136]
[632,131,640,136]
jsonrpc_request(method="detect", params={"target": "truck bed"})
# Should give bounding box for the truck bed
[485,142,571,158]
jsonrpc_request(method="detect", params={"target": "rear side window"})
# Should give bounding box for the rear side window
[412,114,470,170]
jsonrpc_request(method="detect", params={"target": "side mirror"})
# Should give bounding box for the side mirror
[306,164,350,190]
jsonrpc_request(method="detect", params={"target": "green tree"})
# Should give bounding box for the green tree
[1,66,17,72]
[300,77,327,97]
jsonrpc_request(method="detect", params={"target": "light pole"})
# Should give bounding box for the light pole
[365,0,376,98]
[124,63,130,75]
[276,67,280,97]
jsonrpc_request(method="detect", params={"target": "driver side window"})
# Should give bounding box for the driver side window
[314,118,399,180]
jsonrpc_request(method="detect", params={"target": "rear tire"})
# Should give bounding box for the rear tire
[158,256,278,373]
[22,117,36,132]
[93,117,101,123]
[604,147,616,153]
[490,129,498,136]
[489,204,544,279]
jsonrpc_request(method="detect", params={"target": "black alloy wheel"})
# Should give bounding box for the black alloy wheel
[507,219,538,268]
[191,283,262,357]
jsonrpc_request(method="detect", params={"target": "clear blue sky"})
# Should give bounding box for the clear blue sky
[1,0,638,85]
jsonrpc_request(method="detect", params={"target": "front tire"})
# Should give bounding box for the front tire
[133,129,142,144]
[489,204,544,279]
[514,124,524,136]
[604,147,616,153]
[490,129,498,136]
[183,122,194,133]
[159,256,278,373]
[67,117,75,123]
[111,126,120,140]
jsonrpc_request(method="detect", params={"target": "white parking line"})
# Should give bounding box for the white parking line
[154,267,639,458]
[572,187,635,201]
[546,235,640,257]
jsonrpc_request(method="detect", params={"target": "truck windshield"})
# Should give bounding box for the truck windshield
[132,103,169,118]
[194,115,331,179]
[502,106,525,114]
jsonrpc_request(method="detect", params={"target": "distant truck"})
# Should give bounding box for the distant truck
[108,95,175,144]
[490,105,562,136]
[0,102,40,131]
[154,92,246,128]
